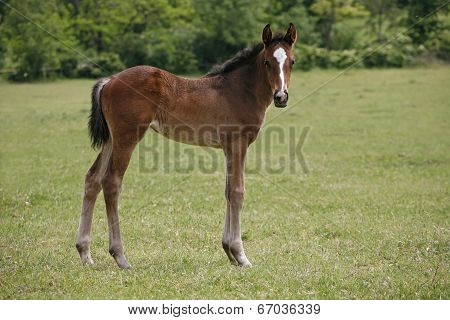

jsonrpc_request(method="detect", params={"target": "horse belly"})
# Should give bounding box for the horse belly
[149,119,222,148]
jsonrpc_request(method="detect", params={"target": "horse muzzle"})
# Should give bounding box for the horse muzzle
[274,90,288,108]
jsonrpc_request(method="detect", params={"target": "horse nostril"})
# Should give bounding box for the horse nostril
[274,91,281,102]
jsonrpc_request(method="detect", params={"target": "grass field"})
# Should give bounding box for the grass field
[0,67,449,299]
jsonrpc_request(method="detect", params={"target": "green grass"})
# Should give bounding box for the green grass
[0,68,449,299]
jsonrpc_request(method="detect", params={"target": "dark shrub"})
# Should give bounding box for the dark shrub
[60,56,78,78]
[77,53,125,78]
[295,45,315,71]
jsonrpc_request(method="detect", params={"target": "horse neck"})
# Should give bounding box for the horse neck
[227,53,274,111]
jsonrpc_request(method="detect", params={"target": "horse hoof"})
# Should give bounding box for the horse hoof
[78,252,94,265]
[231,255,252,267]
[241,261,252,267]
[118,262,131,269]
[237,259,252,267]
[114,256,131,269]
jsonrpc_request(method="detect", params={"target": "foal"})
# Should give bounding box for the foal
[76,24,297,268]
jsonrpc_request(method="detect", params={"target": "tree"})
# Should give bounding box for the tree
[362,0,398,43]
[310,0,368,49]
[397,0,449,45]
[2,0,76,80]
[192,0,264,69]
[0,1,12,69]
[63,0,126,53]
[262,0,319,46]
[104,0,198,73]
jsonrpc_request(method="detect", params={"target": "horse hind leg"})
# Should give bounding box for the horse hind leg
[102,136,143,269]
[76,141,112,264]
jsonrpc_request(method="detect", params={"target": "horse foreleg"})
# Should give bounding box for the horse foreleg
[222,172,239,265]
[222,139,251,267]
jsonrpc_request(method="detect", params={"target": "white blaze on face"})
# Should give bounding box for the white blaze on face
[273,47,287,90]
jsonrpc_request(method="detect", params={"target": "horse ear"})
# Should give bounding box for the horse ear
[262,24,272,46]
[284,23,297,46]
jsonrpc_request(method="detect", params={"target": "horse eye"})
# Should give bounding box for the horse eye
[264,60,270,68]
[291,60,295,66]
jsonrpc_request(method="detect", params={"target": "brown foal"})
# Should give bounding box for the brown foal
[76,24,297,268]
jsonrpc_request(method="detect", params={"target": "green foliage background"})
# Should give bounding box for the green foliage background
[0,0,448,80]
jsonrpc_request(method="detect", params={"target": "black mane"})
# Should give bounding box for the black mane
[206,34,285,77]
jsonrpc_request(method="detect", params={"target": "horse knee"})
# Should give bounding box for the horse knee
[230,188,244,204]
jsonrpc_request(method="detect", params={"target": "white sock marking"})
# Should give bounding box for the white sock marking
[273,47,287,91]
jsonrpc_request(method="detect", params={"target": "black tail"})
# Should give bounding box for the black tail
[88,78,110,149]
